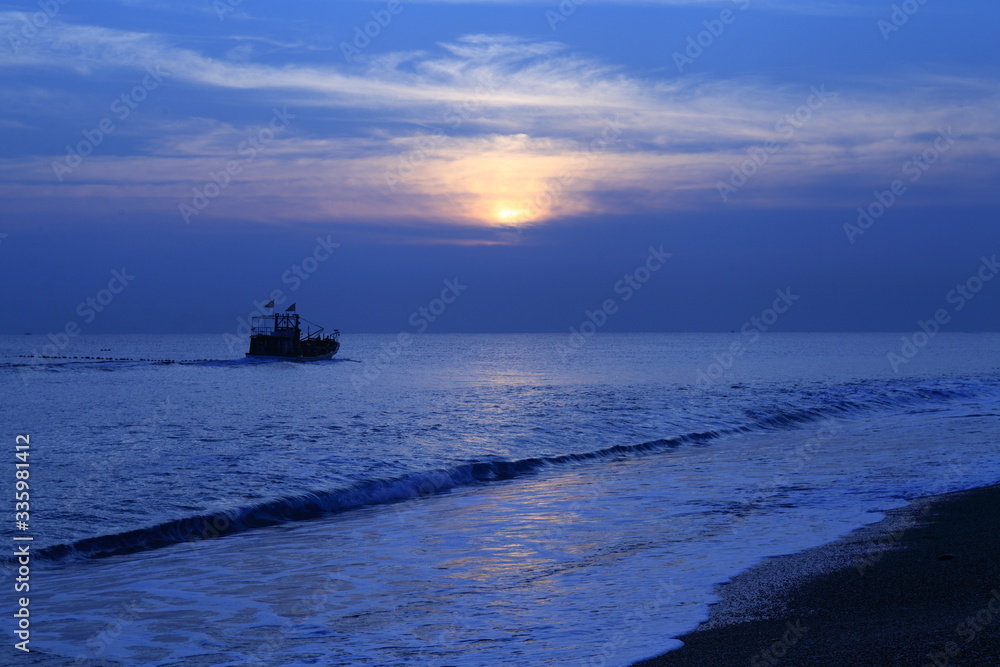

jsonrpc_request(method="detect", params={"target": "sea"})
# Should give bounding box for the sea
[2,332,999,666]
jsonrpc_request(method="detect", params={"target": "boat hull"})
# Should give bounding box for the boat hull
[245,341,339,362]
[245,310,340,361]
[244,352,336,362]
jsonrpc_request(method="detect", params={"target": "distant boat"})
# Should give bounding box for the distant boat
[246,303,340,361]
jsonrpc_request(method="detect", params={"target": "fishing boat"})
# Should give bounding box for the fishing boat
[246,303,340,361]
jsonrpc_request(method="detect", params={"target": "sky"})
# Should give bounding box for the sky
[1,0,999,334]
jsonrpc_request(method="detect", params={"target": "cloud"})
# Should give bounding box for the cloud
[360,0,877,17]
[365,0,856,8]
[1,16,999,234]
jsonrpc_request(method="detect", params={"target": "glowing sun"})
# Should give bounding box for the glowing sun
[491,202,533,226]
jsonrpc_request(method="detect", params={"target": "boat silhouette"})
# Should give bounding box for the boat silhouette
[246,303,339,361]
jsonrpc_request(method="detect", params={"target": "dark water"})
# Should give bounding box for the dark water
[2,333,999,665]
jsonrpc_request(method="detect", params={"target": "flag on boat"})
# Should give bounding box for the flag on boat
[286,303,296,312]
[264,300,274,308]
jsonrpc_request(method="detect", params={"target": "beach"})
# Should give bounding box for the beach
[634,484,1000,666]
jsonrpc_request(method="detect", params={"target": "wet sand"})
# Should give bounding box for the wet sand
[633,484,1000,666]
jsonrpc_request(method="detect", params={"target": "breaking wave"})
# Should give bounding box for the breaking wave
[20,380,988,564]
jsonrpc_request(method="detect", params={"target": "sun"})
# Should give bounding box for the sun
[491,203,534,226]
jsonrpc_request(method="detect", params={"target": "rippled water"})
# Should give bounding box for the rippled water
[2,333,999,665]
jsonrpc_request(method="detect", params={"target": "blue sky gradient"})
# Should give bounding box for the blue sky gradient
[2,0,999,333]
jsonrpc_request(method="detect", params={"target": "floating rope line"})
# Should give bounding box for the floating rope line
[9,355,350,364]
[10,355,213,363]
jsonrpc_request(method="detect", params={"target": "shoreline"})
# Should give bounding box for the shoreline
[633,483,1000,666]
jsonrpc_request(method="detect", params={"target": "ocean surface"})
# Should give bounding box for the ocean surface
[2,332,999,666]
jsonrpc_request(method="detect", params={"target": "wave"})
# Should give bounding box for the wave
[19,381,990,565]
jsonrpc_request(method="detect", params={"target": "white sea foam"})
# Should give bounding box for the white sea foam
[29,401,1000,665]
